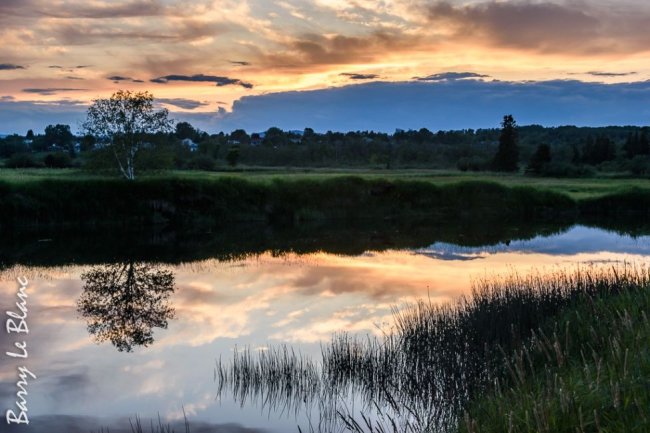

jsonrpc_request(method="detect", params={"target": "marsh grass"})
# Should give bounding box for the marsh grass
[461,272,650,433]
[217,345,321,416]
[216,265,650,433]
[0,176,583,228]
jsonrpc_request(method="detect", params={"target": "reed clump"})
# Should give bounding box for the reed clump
[461,268,650,433]
[217,265,650,433]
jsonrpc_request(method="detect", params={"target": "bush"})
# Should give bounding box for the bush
[5,153,41,168]
[186,155,216,171]
[226,146,240,167]
[457,156,488,172]
[540,161,595,178]
[135,146,175,171]
[44,152,73,168]
[628,155,650,176]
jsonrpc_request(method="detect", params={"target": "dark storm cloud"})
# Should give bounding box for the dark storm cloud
[48,19,231,46]
[425,1,650,54]
[150,74,253,89]
[340,73,379,80]
[22,88,86,95]
[586,71,637,77]
[0,63,25,70]
[207,79,650,133]
[415,72,490,81]
[107,75,143,83]
[0,95,86,134]
[261,30,419,68]
[5,79,650,136]
[49,65,91,73]
[157,98,210,110]
[40,0,166,19]
[426,1,598,52]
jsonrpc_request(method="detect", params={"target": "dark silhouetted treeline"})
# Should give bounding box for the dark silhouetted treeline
[2,121,649,176]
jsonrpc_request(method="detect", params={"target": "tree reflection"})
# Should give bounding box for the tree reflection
[77,261,176,352]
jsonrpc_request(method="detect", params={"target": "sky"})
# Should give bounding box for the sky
[1,0,650,134]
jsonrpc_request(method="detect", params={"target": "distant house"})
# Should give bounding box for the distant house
[48,144,64,152]
[250,132,265,146]
[181,138,198,152]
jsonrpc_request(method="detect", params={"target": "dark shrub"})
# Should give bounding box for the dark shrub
[6,153,41,168]
[456,156,488,172]
[186,155,216,171]
[44,152,73,168]
[629,155,650,176]
[541,162,595,178]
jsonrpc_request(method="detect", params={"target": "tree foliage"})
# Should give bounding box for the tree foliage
[82,90,173,180]
[44,124,74,155]
[493,115,519,172]
[527,143,552,175]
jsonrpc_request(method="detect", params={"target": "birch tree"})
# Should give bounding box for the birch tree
[82,90,173,180]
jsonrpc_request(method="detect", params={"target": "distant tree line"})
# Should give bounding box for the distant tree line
[2,115,649,177]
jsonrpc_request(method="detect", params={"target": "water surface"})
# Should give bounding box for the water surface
[1,224,649,432]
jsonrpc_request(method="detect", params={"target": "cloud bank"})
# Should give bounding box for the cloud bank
[2,79,650,134]
[211,79,650,132]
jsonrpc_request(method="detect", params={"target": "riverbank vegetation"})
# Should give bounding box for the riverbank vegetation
[461,271,650,433]
[217,265,650,433]
[0,172,648,229]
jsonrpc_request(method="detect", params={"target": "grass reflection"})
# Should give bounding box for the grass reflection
[217,265,650,432]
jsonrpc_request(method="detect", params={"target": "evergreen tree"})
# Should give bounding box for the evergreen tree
[492,115,519,172]
[640,129,649,155]
[582,134,616,164]
[527,143,551,174]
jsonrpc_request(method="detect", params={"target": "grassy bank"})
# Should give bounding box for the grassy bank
[0,175,584,228]
[3,168,650,198]
[461,270,650,433]
[2,168,649,228]
[216,266,650,433]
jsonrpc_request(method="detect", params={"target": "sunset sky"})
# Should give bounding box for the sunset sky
[1,0,650,133]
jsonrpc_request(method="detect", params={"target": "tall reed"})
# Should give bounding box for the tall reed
[217,265,650,432]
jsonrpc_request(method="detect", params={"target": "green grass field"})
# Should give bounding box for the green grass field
[2,167,649,199]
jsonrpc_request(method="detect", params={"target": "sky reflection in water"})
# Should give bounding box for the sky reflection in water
[0,225,649,432]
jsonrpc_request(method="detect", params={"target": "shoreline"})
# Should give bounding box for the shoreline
[0,176,646,229]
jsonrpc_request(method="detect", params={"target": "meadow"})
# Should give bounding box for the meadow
[2,167,650,199]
